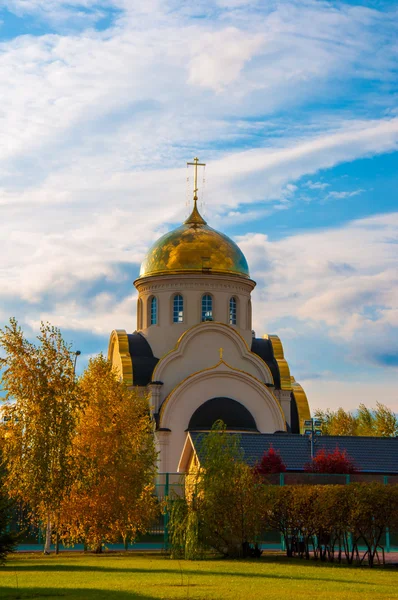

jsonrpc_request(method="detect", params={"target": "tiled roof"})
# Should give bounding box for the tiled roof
[189,432,398,474]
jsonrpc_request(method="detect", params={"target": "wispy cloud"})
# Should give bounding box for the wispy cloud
[238,212,398,369]
[327,189,364,200]
[0,0,397,411]
[305,181,330,190]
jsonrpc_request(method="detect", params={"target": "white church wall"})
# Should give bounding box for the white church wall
[151,322,274,405]
[135,273,255,357]
[157,363,286,472]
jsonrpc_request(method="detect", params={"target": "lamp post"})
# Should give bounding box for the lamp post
[73,350,81,375]
[304,418,322,459]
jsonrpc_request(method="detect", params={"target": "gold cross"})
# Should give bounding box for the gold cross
[219,347,223,360]
[187,157,206,201]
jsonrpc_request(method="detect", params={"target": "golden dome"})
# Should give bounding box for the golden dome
[139,202,250,279]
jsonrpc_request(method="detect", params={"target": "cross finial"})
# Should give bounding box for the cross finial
[185,157,207,226]
[219,347,223,360]
[187,157,206,203]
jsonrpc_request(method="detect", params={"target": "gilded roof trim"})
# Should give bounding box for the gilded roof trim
[107,329,134,386]
[264,334,292,391]
[291,376,311,433]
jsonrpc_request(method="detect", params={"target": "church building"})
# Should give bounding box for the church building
[108,158,310,473]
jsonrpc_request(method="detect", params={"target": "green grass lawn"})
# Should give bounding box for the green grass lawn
[1,553,397,600]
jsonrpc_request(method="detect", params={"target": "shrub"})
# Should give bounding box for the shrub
[304,447,357,474]
[254,446,286,475]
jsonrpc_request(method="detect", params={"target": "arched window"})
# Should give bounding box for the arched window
[150,296,157,325]
[229,297,237,325]
[173,294,184,323]
[137,298,143,330]
[201,294,213,322]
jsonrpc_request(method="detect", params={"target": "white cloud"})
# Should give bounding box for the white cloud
[0,0,397,411]
[305,181,330,190]
[327,189,364,200]
[188,27,264,92]
[26,293,137,335]
[239,212,398,366]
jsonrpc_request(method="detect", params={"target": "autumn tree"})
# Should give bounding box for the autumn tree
[346,483,398,567]
[263,485,297,557]
[254,445,286,475]
[59,355,158,552]
[0,318,82,554]
[304,448,357,474]
[315,403,397,437]
[0,442,17,563]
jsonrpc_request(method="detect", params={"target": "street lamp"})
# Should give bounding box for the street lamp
[304,418,322,458]
[73,350,81,375]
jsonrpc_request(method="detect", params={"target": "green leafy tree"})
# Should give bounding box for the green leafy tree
[169,421,264,558]
[0,318,82,554]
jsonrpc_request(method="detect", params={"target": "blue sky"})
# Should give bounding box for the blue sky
[0,0,397,412]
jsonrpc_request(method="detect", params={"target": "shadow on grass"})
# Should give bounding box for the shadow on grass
[0,563,377,586]
[0,586,162,600]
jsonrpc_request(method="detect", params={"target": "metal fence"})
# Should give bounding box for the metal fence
[12,472,398,552]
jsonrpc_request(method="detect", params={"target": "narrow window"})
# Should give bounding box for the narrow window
[137,298,143,330]
[173,294,184,323]
[229,297,237,325]
[201,294,213,322]
[150,296,157,325]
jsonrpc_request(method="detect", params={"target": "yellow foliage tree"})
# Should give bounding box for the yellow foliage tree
[0,318,81,554]
[59,355,158,552]
[315,403,397,437]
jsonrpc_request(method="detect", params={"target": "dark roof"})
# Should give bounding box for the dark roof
[251,338,301,434]
[189,432,398,474]
[127,333,159,386]
[251,337,280,388]
[188,397,258,432]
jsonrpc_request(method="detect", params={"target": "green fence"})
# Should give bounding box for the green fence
[11,472,398,552]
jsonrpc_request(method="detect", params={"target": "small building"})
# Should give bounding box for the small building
[178,432,398,477]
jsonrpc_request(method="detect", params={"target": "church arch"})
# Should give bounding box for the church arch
[201,294,213,322]
[188,397,258,431]
[158,363,286,470]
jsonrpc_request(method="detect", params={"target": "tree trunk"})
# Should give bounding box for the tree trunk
[95,542,103,554]
[44,516,52,554]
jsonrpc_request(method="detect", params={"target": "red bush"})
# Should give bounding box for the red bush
[254,445,286,475]
[304,447,357,474]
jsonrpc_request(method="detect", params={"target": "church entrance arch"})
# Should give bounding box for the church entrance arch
[188,397,258,432]
[157,362,286,472]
